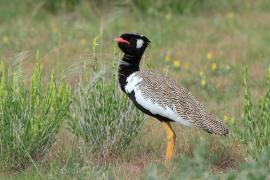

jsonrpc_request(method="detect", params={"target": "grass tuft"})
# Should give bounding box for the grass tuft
[0,51,71,170]
[234,67,270,158]
[69,38,145,158]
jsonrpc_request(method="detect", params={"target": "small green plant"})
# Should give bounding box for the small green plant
[237,67,270,158]
[70,39,145,157]
[0,51,71,169]
[145,142,270,179]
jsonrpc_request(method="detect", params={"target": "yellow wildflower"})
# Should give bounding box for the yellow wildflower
[52,26,58,33]
[211,63,217,71]
[165,13,172,20]
[199,70,204,77]
[2,36,9,43]
[173,60,181,68]
[200,79,206,87]
[223,115,229,122]
[80,38,87,45]
[207,52,213,60]
[226,11,235,19]
[165,54,171,62]
[184,63,189,70]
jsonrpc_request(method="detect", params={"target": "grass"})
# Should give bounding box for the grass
[1,0,270,179]
[70,38,145,158]
[234,67,270,159]
[145,142,270,179]
[0,51,71,170]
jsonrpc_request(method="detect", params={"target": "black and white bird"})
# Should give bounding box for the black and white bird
[115,33,228,162]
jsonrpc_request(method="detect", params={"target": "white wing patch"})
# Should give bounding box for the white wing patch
[125,73,142,93]
[134,87,192,127]
[136,39,144,49]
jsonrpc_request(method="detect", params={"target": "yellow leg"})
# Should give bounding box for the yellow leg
[162,121,176,163]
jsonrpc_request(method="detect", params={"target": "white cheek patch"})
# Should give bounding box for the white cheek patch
[136,39,144,49]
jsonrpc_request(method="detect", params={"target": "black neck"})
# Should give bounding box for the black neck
[118,54,142,91]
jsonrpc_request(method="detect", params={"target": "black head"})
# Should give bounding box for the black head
[115,33,151,56]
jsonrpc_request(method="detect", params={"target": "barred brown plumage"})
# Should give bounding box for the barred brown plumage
[115,32,229,163]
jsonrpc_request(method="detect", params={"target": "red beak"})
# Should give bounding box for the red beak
[115,37,130,45]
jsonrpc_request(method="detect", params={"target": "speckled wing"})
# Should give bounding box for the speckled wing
[125,71,228,136]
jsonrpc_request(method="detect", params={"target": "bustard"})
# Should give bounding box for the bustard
[115,33,228,162]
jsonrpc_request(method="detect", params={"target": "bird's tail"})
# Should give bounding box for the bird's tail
[196,116,229,136]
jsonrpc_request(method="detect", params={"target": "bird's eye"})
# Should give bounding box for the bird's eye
[136,39,144,49]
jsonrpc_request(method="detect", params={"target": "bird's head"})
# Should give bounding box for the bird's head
[115,33,151,56]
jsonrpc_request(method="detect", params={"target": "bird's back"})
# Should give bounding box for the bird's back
[128,71,228,136]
